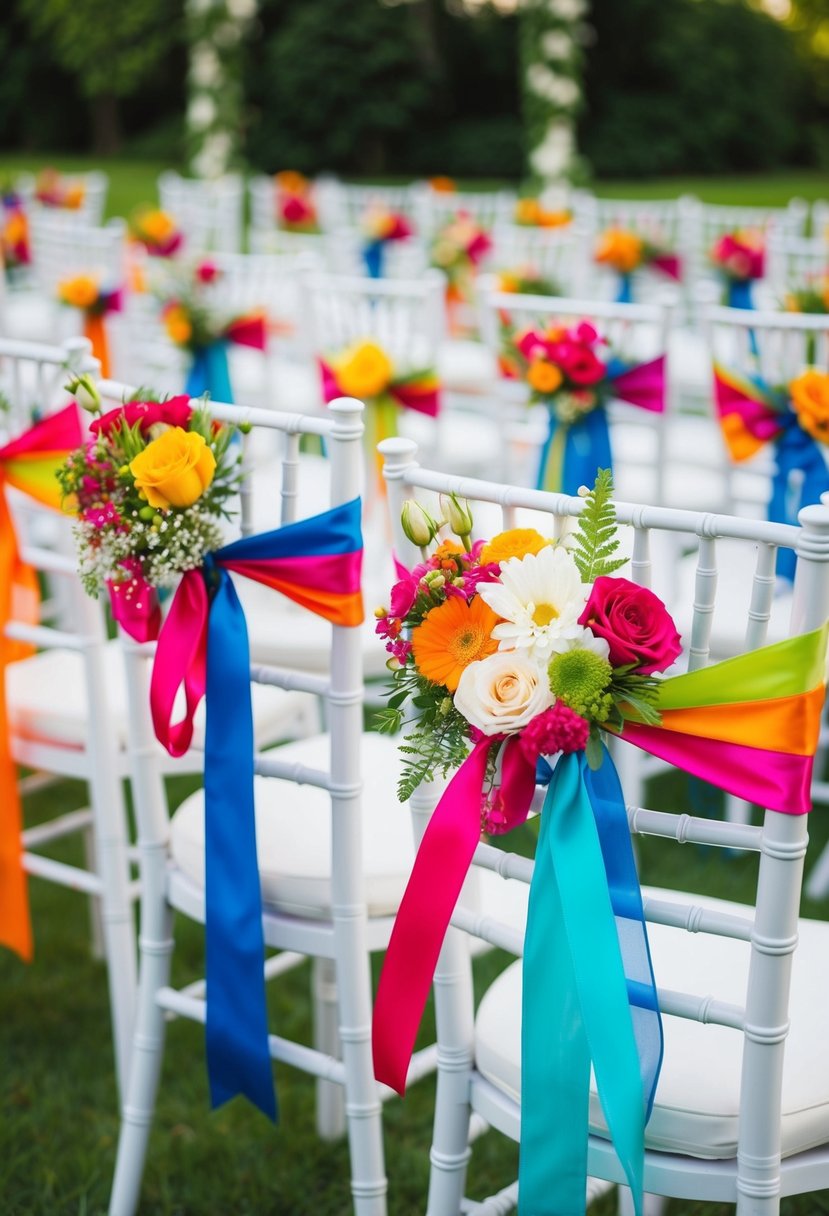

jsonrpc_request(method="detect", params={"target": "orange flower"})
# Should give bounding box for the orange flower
[334,341,393,399]
[141,209,176,242]
[57,274,100,310]
[412,595,500,692]
[595,228,643,274]
[498,273,519,294]
[275,170,309,194]
[430,176,456,194]
[791,370,829,445]
[432,539,464,563]
[537,209,571,229]
[479,528,552,565]
[63,184,85,209]
[163,304,193,346]
[527,359,563,395]
[515,198,542,226]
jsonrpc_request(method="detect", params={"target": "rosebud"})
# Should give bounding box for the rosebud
[374,606,388,619]
[65,373,101,414]
[401,499,439,548]
[147,422,172,441]
[439,697,453,716]
[440,492,474,538]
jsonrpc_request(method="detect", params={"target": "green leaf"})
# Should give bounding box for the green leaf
[585,732,604,771]
[570,469,626,583]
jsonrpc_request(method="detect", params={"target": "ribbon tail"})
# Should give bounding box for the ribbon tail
[83,312,110,378]
[616,273,633,304]
[519,753,646,1215]
[727,280,754,310]
[561,409,612,496]
[363,241,384,278]
[187,341,234,403]
[538,413,567,492]
[205,570,276,1119]
[769,428,829,582]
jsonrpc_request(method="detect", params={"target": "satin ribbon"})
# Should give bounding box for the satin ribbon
[726,280,755,309]
[537,355,666,494]
[521,747,660,1216]
[80,290,122,379]
[149,499,364,1117]
[363,242,384,279]
[0,405,82,960]
[185,315,267,404]
[713,364,829,579]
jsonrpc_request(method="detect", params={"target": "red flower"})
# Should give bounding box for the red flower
[195,260,220,284]
[90,396,193,438]
[579,576,682,675]
[558,342,607,386]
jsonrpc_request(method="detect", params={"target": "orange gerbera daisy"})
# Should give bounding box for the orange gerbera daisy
[527,359,563,395]
[479,528,551,566]
[412,595,500,692]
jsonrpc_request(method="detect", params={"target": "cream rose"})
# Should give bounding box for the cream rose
[454,651,553,736]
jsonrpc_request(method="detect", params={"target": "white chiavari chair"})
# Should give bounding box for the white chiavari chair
[106,397,421,1216]
[379,434,829,1216]
[158,172,245,254]
[415,188,516,242]
[314,178,427,233]
[30,169,108,227]
[684,199,809,305]
[766,231,829,301]
[487,222,590,299]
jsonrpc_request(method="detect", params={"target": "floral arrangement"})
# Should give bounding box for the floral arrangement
[159,260,264,354]
[428,177,456,194]
[710,230,765,283]
[514,198,571,229]
[430,213,492,292]
[1,198,30,270]
[501,319,612,423]
[376,470,681,801]
[57,379,241,617]
[497,267,560,297]
[35,169,85,210]
[129,207,184,257]
[594,228,681,289]
[57,274,122,317]
[274,170,320,233]
[362,207,414,245]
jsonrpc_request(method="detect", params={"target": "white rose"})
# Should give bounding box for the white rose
[454,652,553,736]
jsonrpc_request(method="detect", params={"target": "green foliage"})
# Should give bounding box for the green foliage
[569,469,627,584]
[20,0,184,101]
[582,0,810,177]
[375,664,470,802]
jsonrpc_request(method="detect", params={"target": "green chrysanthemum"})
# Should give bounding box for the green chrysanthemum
[548,648,613,724]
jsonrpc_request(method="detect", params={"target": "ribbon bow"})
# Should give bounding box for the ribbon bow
[185,313,268,404]
[149,499,364,1118]
[714,363,829,580]
[614,254,682,304]
[0,404,83,961]
[372,624,827,1216]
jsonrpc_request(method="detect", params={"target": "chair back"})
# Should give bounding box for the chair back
[702,301,829,386]
[487,223,589,297]
[766,231,829,295]
[29,213,127,297]
[0,335,97,428]
[378,435,829,1212]
[315,178,427,232]
[158,172,244,253]
[416,189,516,240]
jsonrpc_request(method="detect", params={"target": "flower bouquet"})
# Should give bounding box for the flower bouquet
[372,472,828,1216]
[710,229,765,308]
[594,227,682,303]
[56,274,123,378]
[496,267,560,297]
[784,280,829,316]
[129,206,184,258]
[514,198,571,229]
[361,207,415,278]
[715,364,829,579]
[1,194,30,274]
[35,168,85,210]
[158,260,267,402]
[58,381,241,640]
[274,170,320,234]
[499,317,665,492]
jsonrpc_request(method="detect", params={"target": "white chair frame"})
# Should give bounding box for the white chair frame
[158,171,245,254]
[380,434,829,1215]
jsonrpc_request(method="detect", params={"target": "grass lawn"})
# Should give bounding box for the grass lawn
[4,760,829,1214]
[0,152,827,219]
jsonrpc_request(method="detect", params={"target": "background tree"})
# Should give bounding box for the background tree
[20,0,184,155]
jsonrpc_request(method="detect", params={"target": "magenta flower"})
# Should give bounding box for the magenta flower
[519,703,590,762]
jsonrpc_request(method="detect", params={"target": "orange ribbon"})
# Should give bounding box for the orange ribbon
[83,314,110,378]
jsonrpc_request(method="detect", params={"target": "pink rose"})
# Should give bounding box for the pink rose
[90,395,193,438]
[579,576,682,674]
[281,195,313,225]
[571,321,599,345]
[561,344,607,386]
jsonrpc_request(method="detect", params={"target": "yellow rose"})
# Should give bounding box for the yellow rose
[335,341,394,399]
[527,359,563,395]
[58,274,100,310]
[130,427,216,510]
[791,370,829,445]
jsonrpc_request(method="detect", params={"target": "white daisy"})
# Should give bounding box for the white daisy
[477,545,608,660]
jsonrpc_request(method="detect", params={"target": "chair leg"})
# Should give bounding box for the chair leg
[82,821,106,960]
[108,901,174,1216]
[313,955,346,1140]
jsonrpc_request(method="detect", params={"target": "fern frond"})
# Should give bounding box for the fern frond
[570,469,626,582]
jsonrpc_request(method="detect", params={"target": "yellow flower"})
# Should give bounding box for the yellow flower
[275,170,309,193]
[791,370,829,446]
[163,305,193,346]
[141,209,176,242]
[63,184,85,210]
[594,228,643,274]
[479,528,552,565]
[58,274,100,310]
[515,198,542,225]
[412,595,500,692]
[334,341,394,399]
[527,359,563,395]
[129,427,216,510]
[498,273,519,293]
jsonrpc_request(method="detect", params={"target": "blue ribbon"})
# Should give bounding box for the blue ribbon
[363,240,385,279]
[521,747,662,1215]
[616,273,634,304]
[195,500,364,1118]
[727,279,754,310]
[537,405,613,496]
[770,415,829,582]
[186,340,234,402]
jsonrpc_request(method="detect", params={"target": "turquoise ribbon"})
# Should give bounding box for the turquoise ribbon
[519,748,652,1215]
[186,339,234,402]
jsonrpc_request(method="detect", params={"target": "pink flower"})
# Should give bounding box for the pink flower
[281,195,314,226]
[90,396,193,438]
[389,576,418,618]
[519,703,590,762]
[196,260,219,284]
[560,343,607,386]
[579,576,682,674]
[711,233,764,281]
[571,321,599,345]
[83,501,123,529]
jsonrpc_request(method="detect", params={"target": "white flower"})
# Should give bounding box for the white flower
[527,65,579,108]
[541,30,572,59]
[191,46,221,88]
[549,0,587,18]
[188,95,217,130]
[226,0,257,18]
[454,651,553,737]
[477,545,602,659]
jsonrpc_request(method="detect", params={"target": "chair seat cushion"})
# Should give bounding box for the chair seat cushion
[169,732,416,919]
[6,640,316,752]
[474,886,829,1160]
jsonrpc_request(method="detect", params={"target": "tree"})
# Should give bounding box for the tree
[20,0,184,155]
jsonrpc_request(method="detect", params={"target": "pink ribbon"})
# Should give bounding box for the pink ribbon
[318,360,440,418]
[611,355,666,413]
[107,560,161,643]
[372,734,536,1094]
[150,569,208,757]
[225,314,267,351]
[651,254,682,282]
